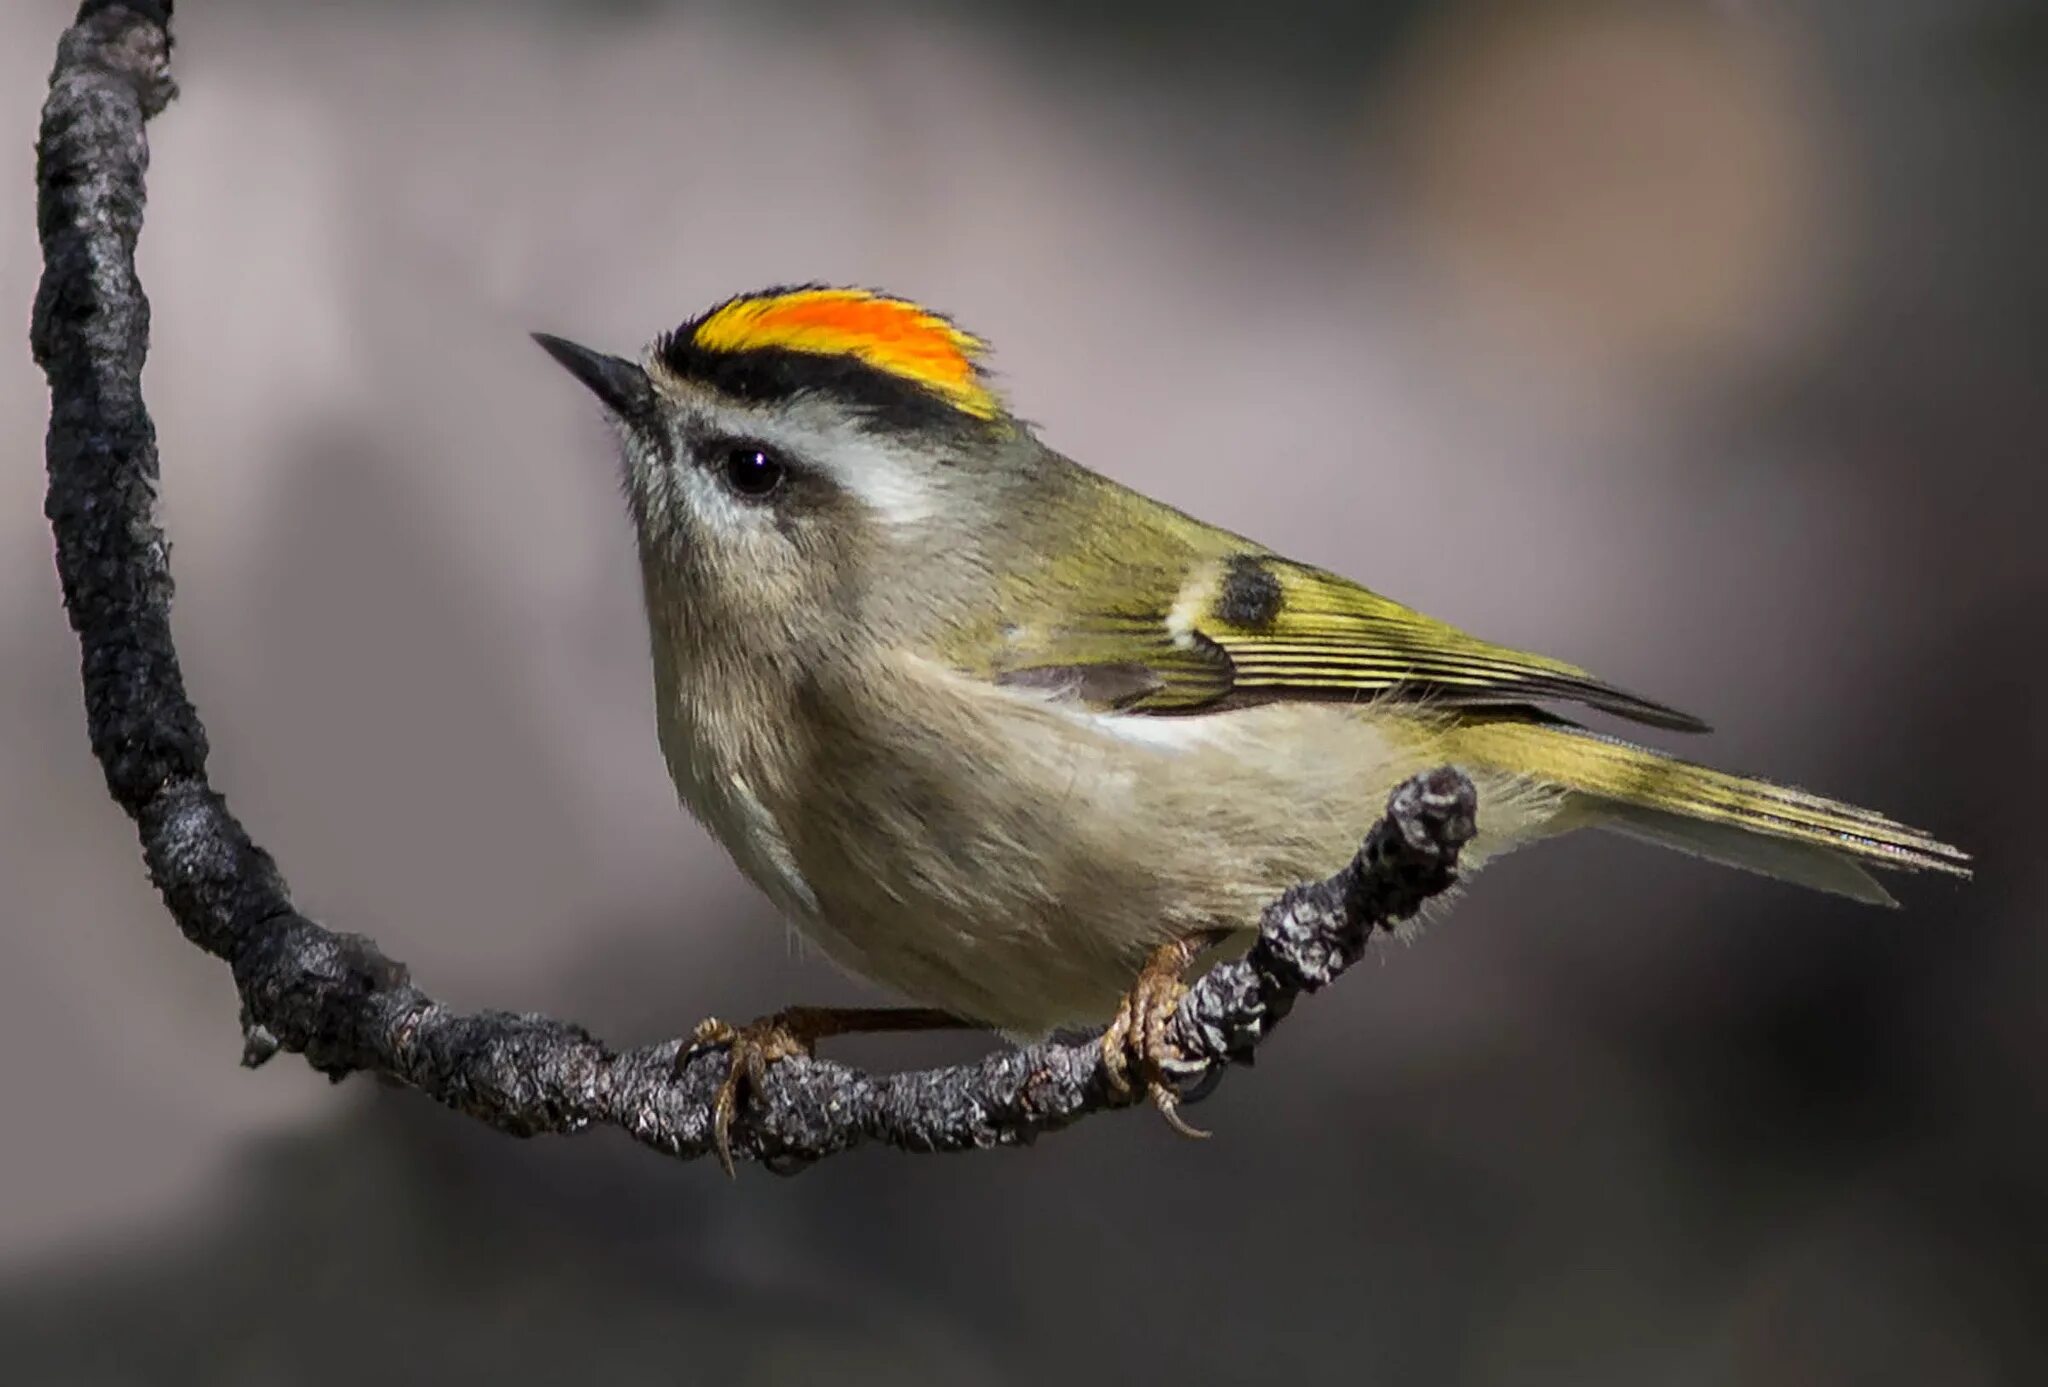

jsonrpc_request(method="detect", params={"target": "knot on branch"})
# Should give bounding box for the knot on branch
[59,4,177,117]
[231,917,411,1079]
[1250,767,1477,996]
[1166,770,1477,1074]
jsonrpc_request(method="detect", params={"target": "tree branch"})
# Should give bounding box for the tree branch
[31,0,1478,1172]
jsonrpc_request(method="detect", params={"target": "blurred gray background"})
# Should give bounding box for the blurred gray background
[4,0,2043,1382]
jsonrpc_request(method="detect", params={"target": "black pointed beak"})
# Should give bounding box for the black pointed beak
[531,331,656,426]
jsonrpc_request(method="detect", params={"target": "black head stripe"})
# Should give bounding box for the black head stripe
[656,333,987,435]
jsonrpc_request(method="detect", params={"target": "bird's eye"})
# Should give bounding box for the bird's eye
[718,443,787,500]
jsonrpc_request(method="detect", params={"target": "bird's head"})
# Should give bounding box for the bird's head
[536,285,1033,654]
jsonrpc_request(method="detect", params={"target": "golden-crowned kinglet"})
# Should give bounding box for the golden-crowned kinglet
[536,286,1968,1157]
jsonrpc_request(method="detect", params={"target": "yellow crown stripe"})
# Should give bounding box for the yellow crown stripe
[691,288,999,419]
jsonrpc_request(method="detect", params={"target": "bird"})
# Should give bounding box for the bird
[534,285,1969,1168]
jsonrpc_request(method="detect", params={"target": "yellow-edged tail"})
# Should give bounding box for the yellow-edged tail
[1442,720,1971,906]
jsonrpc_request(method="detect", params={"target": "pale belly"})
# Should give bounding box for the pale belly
[661,661,1563,1035]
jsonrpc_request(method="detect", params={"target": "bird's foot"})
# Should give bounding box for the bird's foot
[684,1010,816,1177]
[678,1005,967,1175]
[1101,933,1227,1139]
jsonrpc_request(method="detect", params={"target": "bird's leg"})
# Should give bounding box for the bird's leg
[1101,929,1233,1138]
[680,1005,969,1175]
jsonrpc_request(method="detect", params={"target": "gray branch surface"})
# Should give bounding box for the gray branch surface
[31,0,1478,1172]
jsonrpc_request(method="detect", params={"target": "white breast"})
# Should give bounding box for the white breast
[657,705,820,925]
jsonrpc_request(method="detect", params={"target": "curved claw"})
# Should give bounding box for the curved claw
[1100,933,1226,1139]
[680,1014,809,1177]
[1151,1082,1211,1140]
[677,1006,973,1175]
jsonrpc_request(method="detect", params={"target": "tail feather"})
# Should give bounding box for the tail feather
[1441,720,1971,902]
[1601,804,1899,906]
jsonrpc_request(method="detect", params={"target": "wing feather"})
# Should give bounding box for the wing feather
[980,549,1706,732]
[1202,557,1707,730]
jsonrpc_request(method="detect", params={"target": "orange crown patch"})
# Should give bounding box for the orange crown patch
[685,287,999,420]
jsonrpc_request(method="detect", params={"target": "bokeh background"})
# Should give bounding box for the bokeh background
[4,0,2043,1381]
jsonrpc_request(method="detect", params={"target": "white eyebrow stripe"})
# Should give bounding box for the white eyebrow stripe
[803,433,938,526]
[669,389,942,528]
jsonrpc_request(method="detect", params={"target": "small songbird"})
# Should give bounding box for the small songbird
[536,285,1968,1162]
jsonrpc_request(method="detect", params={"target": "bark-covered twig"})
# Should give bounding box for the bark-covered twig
[31,0,1478,1172]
